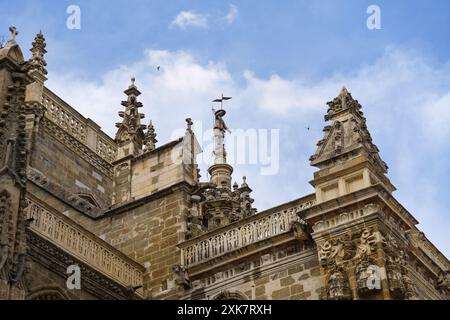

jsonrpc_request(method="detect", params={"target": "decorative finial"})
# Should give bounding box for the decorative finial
[339,86,348,97]
[144,120,158,152]
[116,78,145,146]
[123,77,141,97]
[9,26,18,42]
[29,30,48,76]
[233,181,239,190]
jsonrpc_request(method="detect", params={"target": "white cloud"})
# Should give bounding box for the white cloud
[241,70,332,115]
[47,49,233,142]
[224,4,238,24]
[46,47,450,258]
[170,10,208,29]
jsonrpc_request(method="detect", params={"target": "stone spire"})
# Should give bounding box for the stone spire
[309,87,394,204]
[29,31,47,77]
[25,31,48,106]
[238,176,257,217]
[310,86,388,173]
[115,78,146,158]
[143,120,157,153]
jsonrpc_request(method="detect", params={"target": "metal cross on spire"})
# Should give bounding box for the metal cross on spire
[9,26,18,42]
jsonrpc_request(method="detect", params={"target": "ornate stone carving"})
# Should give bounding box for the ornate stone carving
[355,255,381,297]
[310,87,388,173]
[318,229,378,266]
[143,120,157,153]
[356,228,378,257]
[318,239,339,265]
[436,271,450,296]
[180,201,311,267]
[27,231,141,300]
[290,220,310,241]
[402,269,419,300]
[173,265,191,289]
[25,198,144,291]
[385,253,405,297]
[28,31,47,76]
[319,228,382,299]
[312,204,379,234]
[382,234,420,300]
[198,176,258,231]
[115,78,146,156]
[326,265,352,300]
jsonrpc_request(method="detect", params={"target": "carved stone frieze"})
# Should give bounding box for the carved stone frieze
[312,203,380,233]
[318,227,379,266]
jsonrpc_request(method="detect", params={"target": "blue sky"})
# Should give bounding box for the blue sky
[1,0,450,257]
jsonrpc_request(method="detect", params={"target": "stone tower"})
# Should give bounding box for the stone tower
[115,78,147,160]
[309,87,431,300]
[0,28,47,299]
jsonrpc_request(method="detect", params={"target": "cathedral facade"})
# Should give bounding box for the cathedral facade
[0,28,448,300]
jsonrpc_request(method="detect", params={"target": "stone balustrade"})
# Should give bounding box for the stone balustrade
[42,90,117,163]
[25,198,144,294]
[180,199,315,268]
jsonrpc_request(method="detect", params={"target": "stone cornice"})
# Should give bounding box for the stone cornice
[102,181,193,218]
[131,137,184,163]
[304,184,418,227]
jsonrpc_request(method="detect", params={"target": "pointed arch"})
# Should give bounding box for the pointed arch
[212,290,248,300]
[27,286,70,300]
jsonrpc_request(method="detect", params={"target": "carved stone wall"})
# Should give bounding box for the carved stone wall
[94,184,191,299]
[184,244,322,300]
